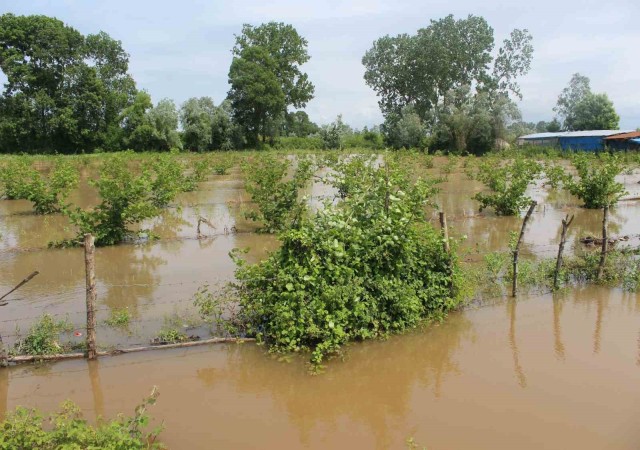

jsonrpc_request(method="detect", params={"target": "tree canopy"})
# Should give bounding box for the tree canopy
[0,13,137,153]
[554,73,591,130]
[570,92,619,131]
[362,15,533,121]
[228,22,314,145]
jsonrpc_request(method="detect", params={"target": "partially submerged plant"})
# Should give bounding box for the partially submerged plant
[61,153,160,246]
[224,157,458,365]
[26,161,79,214]
[0,387,163,449]
[243,154,314,233]
[473,157,542,215]
[104,308,131,328]
[566,153,627,208]
[0,156,38,200]
[13,314,73,356]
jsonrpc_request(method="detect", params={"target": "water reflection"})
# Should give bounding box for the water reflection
[507,298,527,388]
[196,314,473,448]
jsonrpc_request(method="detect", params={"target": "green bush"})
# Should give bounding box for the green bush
[14,314,73,356]
[229,157,458,364]
[150,153,187,207]
[0,156,38,199]
[0,388,163,449]
[63,153,160,246]
[243,154,314,233]
[566,153,627,208]
[473,157,542,215]
[26,161,79,214]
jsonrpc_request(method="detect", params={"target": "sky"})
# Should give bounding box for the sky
[2,0,639,130]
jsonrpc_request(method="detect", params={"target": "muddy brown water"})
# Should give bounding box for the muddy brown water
[1,156,640,448]
[1,287,638,449]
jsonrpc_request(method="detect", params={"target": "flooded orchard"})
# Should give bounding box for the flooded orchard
[1,155,640,448]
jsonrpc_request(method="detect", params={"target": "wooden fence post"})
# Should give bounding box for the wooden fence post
[84,234,97,360]
[553,214,574,290]
[597,205,609,281]
[0,335,7,368]
[512,201,537,297]
[439,212,454,296]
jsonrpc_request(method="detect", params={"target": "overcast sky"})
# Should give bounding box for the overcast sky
[2,0,639,129]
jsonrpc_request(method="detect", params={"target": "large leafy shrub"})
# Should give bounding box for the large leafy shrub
[229,157,459,364]
[473,156,542,215]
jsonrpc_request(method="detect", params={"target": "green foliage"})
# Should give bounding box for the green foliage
[105,308,131,328]
[26,161,79,214]
[554,73,591,130]
[565,153,627,208]
[0,13,137,154]
[570,92,619,131]
[154,328,188,344]
[243,154,314,233]
[363,15,532,120]
[228,46,286,146]
[212,154,235,175]
[382,107,428,150]
[228,157,457,364]
[0,388,163,449]
[14,314,73,356]
[229,22,314,146]
[0,156,38,199]
[193,284,246,336]
[150,153,187,207]
[473,157,542,215]
[63,153,160,246]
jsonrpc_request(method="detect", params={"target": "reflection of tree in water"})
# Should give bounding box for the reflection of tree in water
[148,209,191,241]
[97,245,166,317]
[197,314,473,448]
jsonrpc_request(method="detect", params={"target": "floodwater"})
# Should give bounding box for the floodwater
[1,287,638,449]
[1,156,640,448]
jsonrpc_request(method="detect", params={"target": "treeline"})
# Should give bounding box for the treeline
[0,13,623,155]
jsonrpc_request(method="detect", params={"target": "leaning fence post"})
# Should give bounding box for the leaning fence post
[553,214,574,290]
[439,212,454,296]
[84,233,97,360]
[512,201,537,297]
[597,205,609,281]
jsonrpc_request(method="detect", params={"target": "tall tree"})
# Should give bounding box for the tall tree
[233,22,314,111]
[228,46,286,146]
[362,15,532,122]
[180,97,216,152]
[229,22,313,145]
[554,73,591,130]
[570,93,619,130]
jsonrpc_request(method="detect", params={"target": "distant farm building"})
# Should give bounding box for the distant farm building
[517,130,634,151]
[602,131,640,150]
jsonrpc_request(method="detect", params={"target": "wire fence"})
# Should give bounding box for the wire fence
[0,205,634,367]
